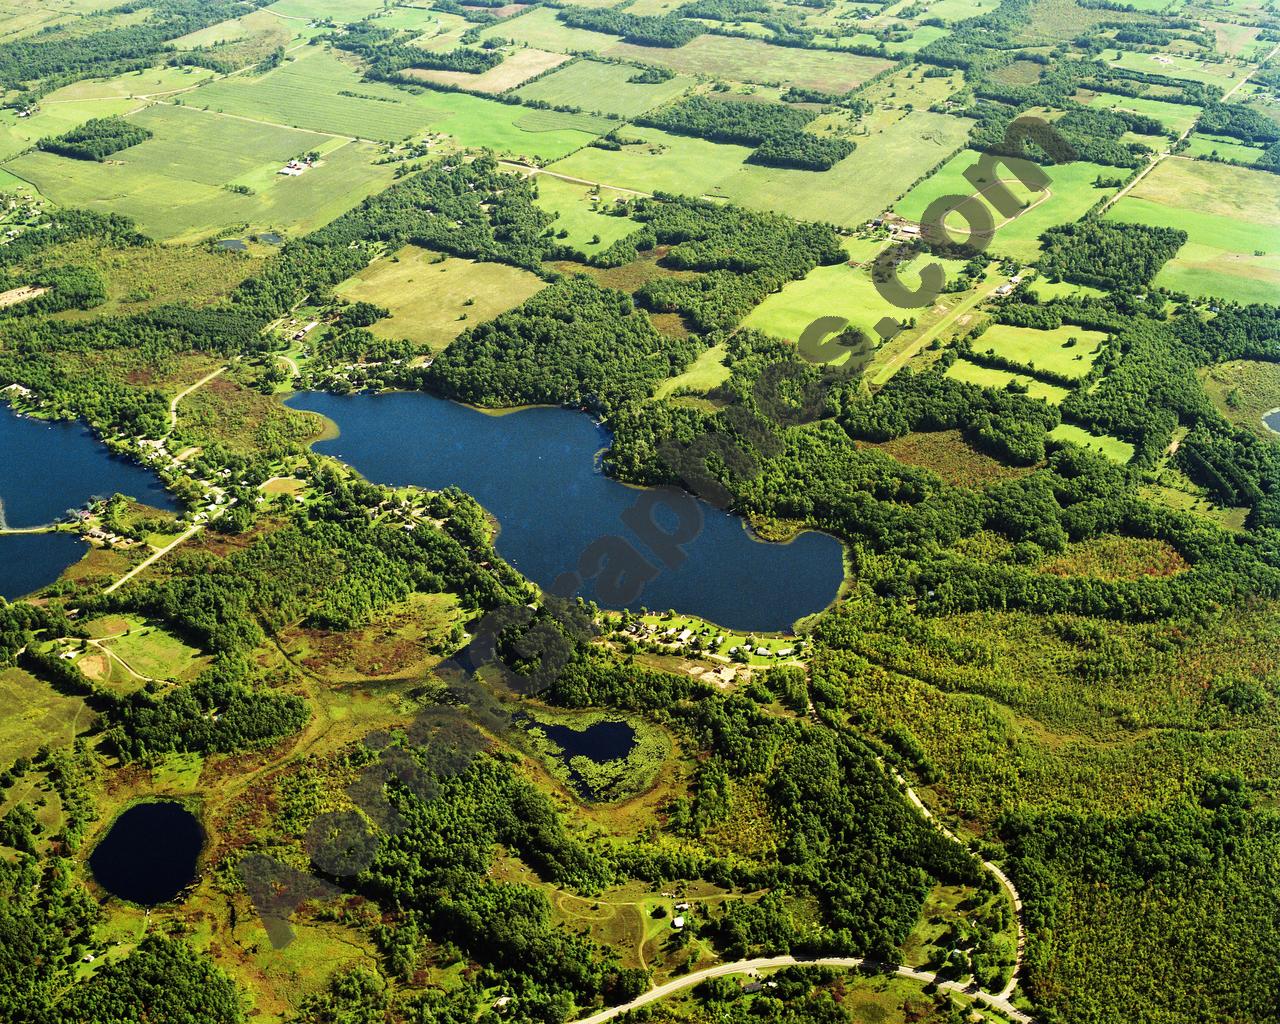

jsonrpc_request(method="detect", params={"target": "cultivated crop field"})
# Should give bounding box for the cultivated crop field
[1107,157,1280,304]
[335,246,547,350]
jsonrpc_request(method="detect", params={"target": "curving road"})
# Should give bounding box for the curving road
[573,956,1032,1024]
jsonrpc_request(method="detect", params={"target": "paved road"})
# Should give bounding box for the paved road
[573,956,1033,1024]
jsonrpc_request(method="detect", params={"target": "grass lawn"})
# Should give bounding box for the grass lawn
[552,110,970,227]
[895,150,1125,262]
[974,323,1107,380]
[945,358,1071,404]
[532,175,638,256]
[4,104,396,242]
[516,58,693,117]
[1049,422,1135,463]
[1107,158,1280,305]
[335,245,547,350]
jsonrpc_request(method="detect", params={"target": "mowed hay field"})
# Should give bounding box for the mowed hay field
[4,103,396,242]
[895,150,1124,261]
[405,48,569,93]
[974,323,1107,380]
[190,49,603,158]
[516,59,693,118]
[531,175,641,257]
[551,110,970,226]
[335,246,547,350]
[1107,157,1280,305]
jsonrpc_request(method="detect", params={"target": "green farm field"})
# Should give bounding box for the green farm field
[1105,48,1247,87]
[516,59,693,118]
[335,245,547,350]
[43,64,216,101]
[944,358,1072,404]
[895,150,1124,261]
[4,103,396,242]
[1107,157,1280,304]
[532,175,640,256]
[974,323,1107,380]
[552,110,970,226]
[1182,134,1266,164]
[1071,89,1200,134]
[190,49,602,157]
[0,97,137,162]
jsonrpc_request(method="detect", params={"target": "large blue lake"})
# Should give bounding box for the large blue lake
[0,406,178,599]
[291,391,844,631]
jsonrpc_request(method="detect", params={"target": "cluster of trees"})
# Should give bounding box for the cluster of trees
[328,21,502,79]
[558,8,705,47]
[636,96,853,169]
[1037,220,1186,291]
[36,115,152,161]
[1196,101,1280,144]
[423,276,699,415]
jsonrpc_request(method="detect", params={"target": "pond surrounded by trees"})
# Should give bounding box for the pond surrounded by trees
[290,391,844,631]
[0,405,178,599]
[88,801,204,906]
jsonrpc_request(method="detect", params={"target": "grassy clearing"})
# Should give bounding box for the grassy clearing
[895,149,1124,262]
[45,64,216,101]
[1024,276,1107,301]
[1105,49,1246,87]
[945,358,1071,404]
[533,175,638,256]
[1072,89,1200,135]
[1183,135,1265,164]
[102,621,207,682]
[516,58,693,117]
[552,110,970,227]
[1049,422,1135,463]
[974,323,1106,380]
[654,343,730,398]
[0,667,88,765]
[405,47,569,93]
[335,245,547,350]
[864,429,1034,487]
[1107,158,1280,305]
[743,249,974,347]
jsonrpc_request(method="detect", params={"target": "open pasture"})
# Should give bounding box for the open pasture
[1107,157,1280,305]
[405,47,569,93]
[1183,135,1265,163]
[0,97,137,162]
[895,150,1124,262]
[944,359,1071,405]
[974,323,1106,380]
[0,667,88,766]
[262,0,388,21]
[44,64,216,101]
[1049,422,1135,462]
[478,5,624,51]
[551,110,969,227]
[516,59,693,117]
[335,245,547,350]
[1105,49,1246,88]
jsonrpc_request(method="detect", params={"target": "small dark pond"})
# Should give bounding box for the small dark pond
[215,238,247,251]
[1265,408,1280,435]
[89,801,204,906]
[258,232,284,245]
[539,719,636,763]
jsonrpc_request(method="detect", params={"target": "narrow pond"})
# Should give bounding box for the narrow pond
[89,801,204,906]
[290,391,844,631]
[0,405,178,599]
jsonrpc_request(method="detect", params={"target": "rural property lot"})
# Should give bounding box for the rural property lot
[974,323,1107,380]
[945,358,1072,405]
[1107,157,1280,305]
